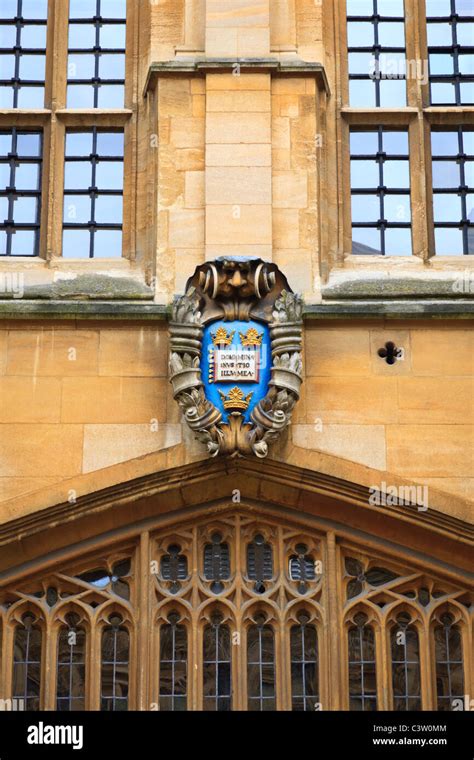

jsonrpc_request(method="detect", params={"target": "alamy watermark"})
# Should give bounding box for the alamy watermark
[0,271,24,298]
[369,56,428,85]
[369,481,429,512]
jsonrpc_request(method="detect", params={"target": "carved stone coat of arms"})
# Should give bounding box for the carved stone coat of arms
[168,258,303,458]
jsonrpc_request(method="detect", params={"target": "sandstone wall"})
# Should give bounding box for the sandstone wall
[0,321,471,508]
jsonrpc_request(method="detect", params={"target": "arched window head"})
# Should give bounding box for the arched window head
[434,612,464,711]
[348,612,377,711]
[247,612,275,711]
[290,611,319,711]
[289,544,317,594]
[159,611,187,711]
[203,532,231,593]
[13,611,42,711]
[203,611,232,711]
[160,544,188,594]
[101,613,129,711]
[390,612,421,711]
[246,534,273,594]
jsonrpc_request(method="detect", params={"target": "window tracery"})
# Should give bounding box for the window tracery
[0,514,470,711]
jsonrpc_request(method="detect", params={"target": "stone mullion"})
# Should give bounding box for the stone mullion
[404,0,431,261]
[43,616,56,710]
[122,0,139,262]
[234,514,244,711]
[137,531,150,710]
[43,0,68,260]
[277,526,289,709]
[379,613,391,710]
[325,531,342,710]
[88,616,100,711]
[418,615,434,710]
[191,525,199,710]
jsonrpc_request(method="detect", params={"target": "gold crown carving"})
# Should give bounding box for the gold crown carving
[239,327,263,347]
[212,327,235,346]
[219,386,253,411]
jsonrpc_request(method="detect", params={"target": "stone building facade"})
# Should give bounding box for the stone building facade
[0,1,472,712]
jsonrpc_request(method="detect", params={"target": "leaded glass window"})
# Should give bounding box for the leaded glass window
[0,129,42,257]
[0,0,48,109]
[202,612,232,711]
[203,532,231,593]
[350,127,412,255]
[160,544,188,594]
[390,612,421,711]
[289,543,316,594]
[247,613,276,711]
[62,128,124,259]
[246,534,273,594]
[290,612,319,711]
[159,611,187,711]
[431,127,473,255]
[347,0,407,107]
[434,613,464,711]
[56,612,86,711]
[67,0,127,109]
[12,611,42,710]
[100,613,129,711]
[426,0,474,106]
[348,612,377,710]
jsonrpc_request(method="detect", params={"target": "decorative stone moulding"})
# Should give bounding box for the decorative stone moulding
[169,258,303,459]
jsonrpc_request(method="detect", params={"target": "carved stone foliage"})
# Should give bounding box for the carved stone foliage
[168,258,303,458]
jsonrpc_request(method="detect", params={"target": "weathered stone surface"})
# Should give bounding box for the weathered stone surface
[61,377,167,424]
[206,112,271,143]
[292,423,386,470]
[206,167,271,204]
[305,327,371,376]
[82,423,182,473]
[98,328,168,377]
[206,143,272,166]
[387,425,474,477]
[0,377,61,423]
[0,425,83,477]
[7,329,99,376]
[206,204,272,244]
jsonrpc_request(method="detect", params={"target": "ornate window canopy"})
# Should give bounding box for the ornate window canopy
[168,258,303,459]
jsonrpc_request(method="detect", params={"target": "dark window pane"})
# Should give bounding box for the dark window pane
[247,623,275,710]
[391,622,421,711]
[348,622,378,711]
[435,618,465,709]
[13,618,42,709]
[101,622,129,711]
[203,621,232,710]
[291,621,318,711]
[56,625,86,710]
[159,620,188,711]
[246,536,273,592]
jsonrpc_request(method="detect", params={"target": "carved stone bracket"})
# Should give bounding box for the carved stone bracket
[169,259,303,459]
